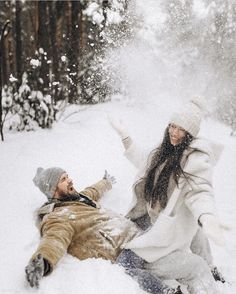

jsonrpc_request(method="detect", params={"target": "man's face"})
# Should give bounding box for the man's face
[54,172,75,198]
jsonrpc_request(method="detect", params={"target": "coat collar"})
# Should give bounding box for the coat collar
[189,137,224,166]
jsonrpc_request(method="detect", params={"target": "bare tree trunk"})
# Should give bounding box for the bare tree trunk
[48,1,60,83]
[38,1,49,90]
[102,0,109,29]
[2,1,14,86]
[68,0,79,103]
[26,1,38,59]
[15,0,22,86]
[0,20,11,142]
[1,33,7,86]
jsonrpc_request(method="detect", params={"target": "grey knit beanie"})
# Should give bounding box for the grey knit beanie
[169,97,205,137]
[33,167,65,200]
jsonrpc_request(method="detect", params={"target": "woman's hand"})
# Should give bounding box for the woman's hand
[108,116,129,140]
[200,214,226,246]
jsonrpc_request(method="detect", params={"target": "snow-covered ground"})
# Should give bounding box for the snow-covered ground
[0,98,236,294]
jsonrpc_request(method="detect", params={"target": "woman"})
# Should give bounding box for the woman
[111,98,225,293]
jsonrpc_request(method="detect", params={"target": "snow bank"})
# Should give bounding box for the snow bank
[0,100,236,293]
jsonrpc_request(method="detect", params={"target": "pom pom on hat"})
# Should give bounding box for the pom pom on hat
[33,167,65,200]
[169,96,206,137]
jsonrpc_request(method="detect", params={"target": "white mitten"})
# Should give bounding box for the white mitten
[200,214,225,247]
[108,116,129,140]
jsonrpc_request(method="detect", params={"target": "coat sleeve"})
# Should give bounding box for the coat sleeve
[30,219,74,275]
[183,150,217,222]
[79,179,112,201]
[124,142,151,170]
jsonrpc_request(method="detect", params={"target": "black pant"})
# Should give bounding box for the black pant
[116,249,174,294]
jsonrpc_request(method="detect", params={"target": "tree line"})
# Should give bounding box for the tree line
[1,0,236,139]
[0,0,130,139]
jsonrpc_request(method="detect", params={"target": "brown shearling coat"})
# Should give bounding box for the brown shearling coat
[31,179,139,274]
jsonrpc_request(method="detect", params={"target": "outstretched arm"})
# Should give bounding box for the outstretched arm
[25,219,74,287]
[80,170,116,201]
[184,150,225,246]
[108,116,132,150]
[109,117,149,169]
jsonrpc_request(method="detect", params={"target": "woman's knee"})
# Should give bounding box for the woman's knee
[145,251,212,281]
[186,254,212,278]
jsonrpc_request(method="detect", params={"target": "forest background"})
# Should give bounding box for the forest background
[1,0,236,141]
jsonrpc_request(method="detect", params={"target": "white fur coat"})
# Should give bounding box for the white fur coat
[124,138,222,262]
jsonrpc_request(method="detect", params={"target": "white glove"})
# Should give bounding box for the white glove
[103,170,116,185]
[200,214,225,247]
[108,116,129,140]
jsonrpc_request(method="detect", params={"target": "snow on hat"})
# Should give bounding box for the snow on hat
[169,97,205,137]
[33,167,65,200]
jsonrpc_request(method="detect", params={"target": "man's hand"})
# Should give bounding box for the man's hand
[25,254,44,288]
[103,170,116,185]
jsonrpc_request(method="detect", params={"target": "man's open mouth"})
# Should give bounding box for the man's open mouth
[68,185,74,192]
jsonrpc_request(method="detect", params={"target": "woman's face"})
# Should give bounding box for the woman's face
[168,123,186,146]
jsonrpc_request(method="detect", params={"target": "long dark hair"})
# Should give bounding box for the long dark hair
[138,126,193,209]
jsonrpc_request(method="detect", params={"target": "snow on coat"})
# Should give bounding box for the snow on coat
[30,179,139,274]
[124,137,223,263]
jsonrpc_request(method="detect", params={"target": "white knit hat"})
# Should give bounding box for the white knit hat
[169,97,205,137]
[33,167,65,200]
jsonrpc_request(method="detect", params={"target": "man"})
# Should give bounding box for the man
[25,167,182,294]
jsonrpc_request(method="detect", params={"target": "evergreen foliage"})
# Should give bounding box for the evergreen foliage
[161,0,236,135]
[0,0,131,132]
